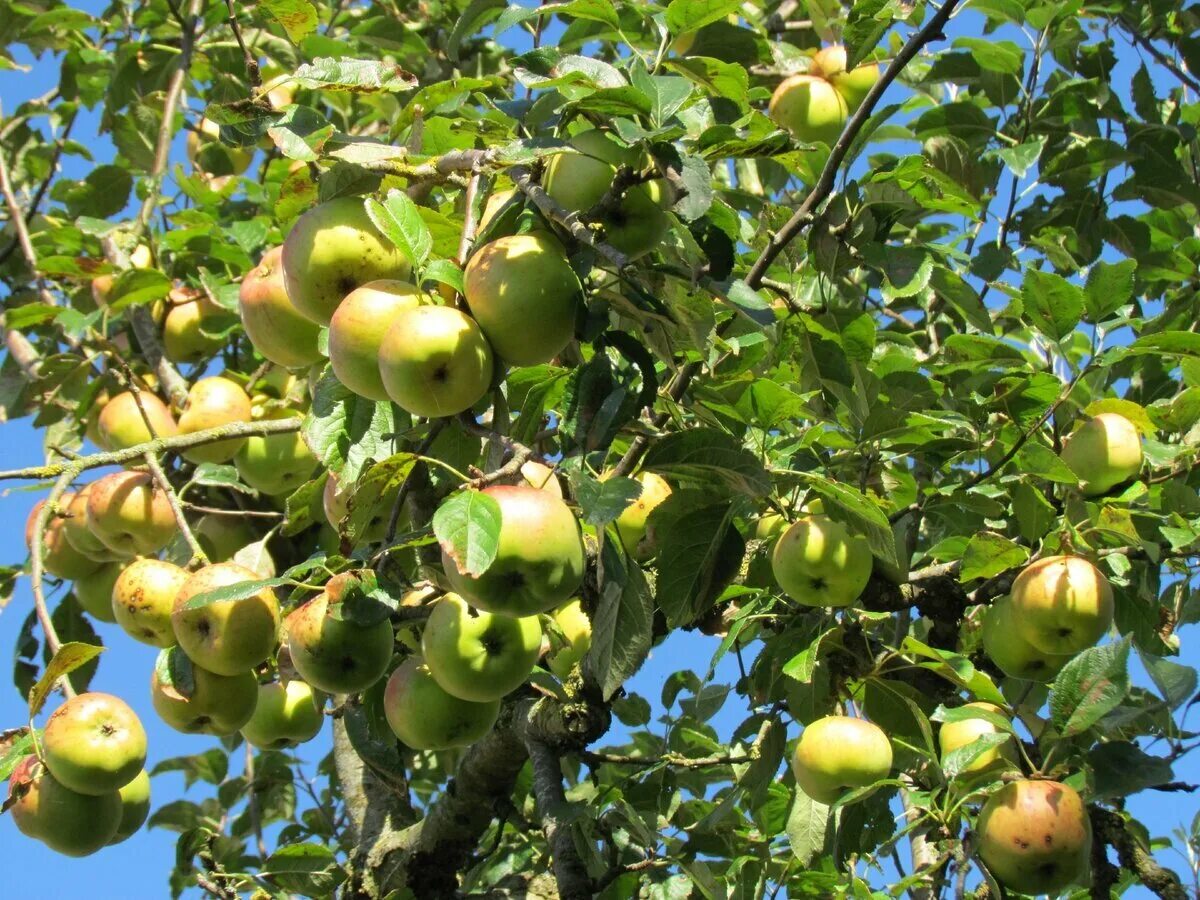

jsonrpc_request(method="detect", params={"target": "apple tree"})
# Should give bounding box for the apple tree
[2,0,1200,897]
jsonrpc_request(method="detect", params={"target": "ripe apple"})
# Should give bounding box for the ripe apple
[112,557,189,647]
[442,484,585,617]
[42,693,146,795]
[150,655,259,735]
[85,470,177,556]
[73,561,121,623]
[542,129,673,259]
[615,471,673,562]
[383,657,500,750]
[810,44,880,112]
[937,702,1016,774]
[1010,555,1114,655]
[976,780,1091,895]
[109,768,151,845]
[96,390,178,450]
[1059,412,1144,496]
[91,274,115,309]
[171,562,281,675]
[234,409,317,496]
[61,485,124,562]
[239,246,324,368]
[771,514,873,607]
[195,514,257,563]
[421,593,542,702]
[478,187,517,232]
[177,376,253,464]
[162,292,225,364]
[25,499,104,580]
[284,573,395,693]
[520,460,562,497]
[187,116,254,177]
[546,599,591,680]
[328,279,424,400]
[463,233,581,366]
[240,680,325,749]
[981,594,1072,682]
[378,304,494,419]
[281,196,413,324]
[791,715,893,804]
[769,74,849,145]
[8,755,122,856]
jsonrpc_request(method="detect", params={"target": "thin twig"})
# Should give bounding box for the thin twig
[510,164,632,270]
[144,451,208,566]
[28,470,79,700]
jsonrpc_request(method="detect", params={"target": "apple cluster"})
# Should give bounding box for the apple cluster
[768,45,881,146]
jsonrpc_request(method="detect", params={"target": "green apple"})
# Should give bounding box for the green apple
[614,471,673,562]
[284,573,395,694]
[178,376,253,464]
[791,715,893,804]
[171,562,281,675]
[1059,412,1144,496]
[8,755,122,856]
[109,768,151,844]
[383,657,500,750]
[937,702,1015,774]
[195,514,257,562]
[163,293,225,364]
[421,593,542,702]
[96,390,178,450]
[542,129,673,259]
[281,196,413,324]
[768,74,849,145]
[239,246,324,368]
[112,557,189,647]
[1010,555,1113,655]
[442,484,585,617]
[150,652,259,735]
[42,692,146,795]
[328,279,424,400]
[25,499,104,581]
[234,409,317,496]
[241,680,325,749]
[73,561,121,623]
[478,187,517,232]
[520,460,562,497]
[810,44,880,112]
[85,470,178,556]
[976,780,1091,895]
[187,116,254,177]
[61,486,124,562]
[378,304,494,419]
[546,599,591,680]
[981,594,1072,682]
[463,233,581,366]
[771,514,872,607]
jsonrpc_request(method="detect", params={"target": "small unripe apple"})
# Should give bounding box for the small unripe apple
[976,780,1091,895]
[792,715,893,804]
[240,680,325,749]
[328,279,424,400]
[771,514,872,607]
[112,558,189,647]
[109,768,151,844]
[85,470,178,556]
[8,755,123,856]
[615,471,673,562]
[1059,412,1143,496]
[234,409,316,496]
[378,304,494,419]
[195,514,257,563]
[981,594,1073,682]
[768,74,849,145]
[96,390,179,450]
[478,188,517,231]
[73,561,121,623]
[171,562,281,676]
[162,292,225,364]
[383,657,500,750]
[151,656,259,735]
[1010,555,1113,655]
[177,376,253,463]
[60,485,124,562]
[937,702,1015,774]
[25,498,104,580]
[810,45,880,112]
[546,599,592,680]
[187,116,254,177]
[239,246,324,368]
[42,692,147,795]
[520,460,562,497]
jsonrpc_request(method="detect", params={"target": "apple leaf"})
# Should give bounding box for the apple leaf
[257,0,319,44]
[0,729,35,782]
[305,365,400,485]
[233,537,276,578]
[432,489,502,577]
[344,453,419,548]
[326,571,397,627]
[642,428,770,497]
[1049,636,1132,736]
[155,647,197,702]
[665,0,741,35]
[786,789,831,865]
[366,190,432,269]
[27,641,104,718]
[179,577,292,611]
[931,704,1015,734]
[585,538,653,700]
[650,493,743,627]
[1022,269,1084,341]
[959,532,1028,582]
[568,469,642,527]
[292,57,418,93]
[1088,741,1175,800]
[151,748,229,787]
[1084,258,1137,322]
[261,842,346,896]
[795,472,903,574]
[940,733,1013,781]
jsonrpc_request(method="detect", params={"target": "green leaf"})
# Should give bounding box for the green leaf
[107,268,172,310]
[152,748,229,787]
[1084,259,1137,322]
[154,647,196,701]
[569,470,642,527]
[293,58,418,93]
[1049,637,1132,736]
[959,532,1029,582]
[0,730,35,781]
[28,641,104,718]
[304,365,398,485]
[665,0,741,35]
[179,577,290,611]
[1088,741,1174,800]
[266,106,335,161]
[954,37,1023,74]
[585,538,654,700]
[432,490,502,577]
[258,0,319,43]
[941,733,1013,780]
[1138,650,1197,710]
[844,0,893,70]
[651,496,744,627]
[786,789,831,865]
[366,190,432,268]
[642,428,770,496]
[262,842,346,895]
[420,258,464,295]
[1021,269,1083,341]
[931,704,1014,733]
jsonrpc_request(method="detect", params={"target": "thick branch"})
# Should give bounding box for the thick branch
[1090,807,1187,900]
[527,739,591,900]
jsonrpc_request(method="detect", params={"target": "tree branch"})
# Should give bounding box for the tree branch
[527,739,591,900]
[28,469,79,700]
[1090,807,1188,900]
[143,450,208,566]
[510,164,631,270]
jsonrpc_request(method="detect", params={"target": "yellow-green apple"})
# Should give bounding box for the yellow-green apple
[810,45,880,112]
[25,499,104,580]
[239,246,324,368]
[792,715,893,803]
[177,376,253,464]
[85,470,177,556]
[195,514,257,563]
[463,233,581,366]
[937,702,1015,774]
[478,187,517,231]
[976,780,1091,895]
[284,573,395,693]
[129,244,152,269]
[1059,412,1143,496]
[546,599,591,680]
[421,594,542,702]
[378,304,494,418]
[171,562,281,675]
[328,279,424,399]
[150,653,259,735]
[771,514,872,607]
[521,460,563,497]
[281,196,412,324]
[8,755,122,856]
[91,274,115,309]
[240,680,325,749]
[543,129,673,259]
[108,768,150,845]
[769,74,849,145]
[1010,555,1113,655]
[383,657,500,750]
[61,485,124,562]
[442,485,585,616]
[981,594,1072,682]
[73,561,121,623]
[112,558,189,647]
[96,390,178,449]
[615,471,673,562]
[187,116,254,177]
[234,409,316,496]
[42,692,146,795]
[162,291,225,364]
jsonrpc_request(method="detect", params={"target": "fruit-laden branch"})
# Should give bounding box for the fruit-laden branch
[510,165,632,270]
[527,738,592,900]
[1090,807,1188,900]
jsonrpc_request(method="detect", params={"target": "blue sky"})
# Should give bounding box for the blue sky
[1,2,1198,897]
